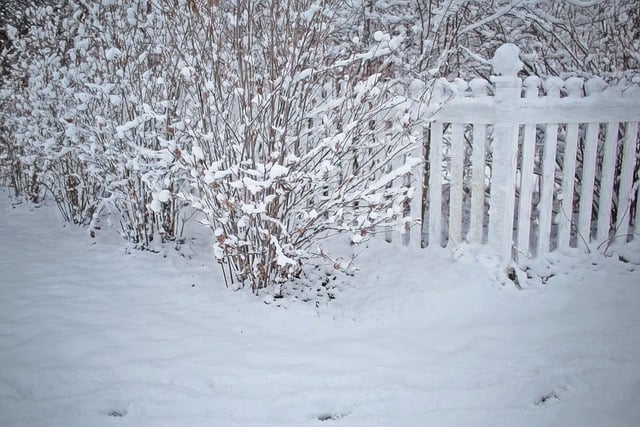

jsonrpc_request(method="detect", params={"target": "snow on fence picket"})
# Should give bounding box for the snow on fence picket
[421,43,640,268]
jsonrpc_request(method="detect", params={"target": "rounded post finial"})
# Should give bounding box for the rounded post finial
[469,77,490,97]
[564,77,584,97]
[585,77,607,95]
[544,77,564,97]
[491,43,523,77]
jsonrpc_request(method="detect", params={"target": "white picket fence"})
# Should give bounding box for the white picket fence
[419,43,640,268]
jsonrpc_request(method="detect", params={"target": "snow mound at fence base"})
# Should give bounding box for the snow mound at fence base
[1,192,639,427]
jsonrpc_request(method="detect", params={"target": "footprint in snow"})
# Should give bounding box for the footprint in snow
[535,391,559,406]
[318,412,347,422]
[107,409,127,417]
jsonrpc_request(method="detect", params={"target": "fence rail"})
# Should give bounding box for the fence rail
[418,43,640,268]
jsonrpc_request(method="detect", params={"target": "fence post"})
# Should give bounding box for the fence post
[488,44,523,267]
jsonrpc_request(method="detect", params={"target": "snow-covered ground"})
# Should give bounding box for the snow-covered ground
[1,191,640,427]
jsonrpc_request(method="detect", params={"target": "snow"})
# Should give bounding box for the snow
[104,47,122,61]
[269,164,289,179]
[109,94,122,106]
[148,196,162,213]
[156,189,171,203]
[293,68,314,83]
[191,146,205,161]
[372,31,389,42]
[1,192,640,427]
[490,43,523,77]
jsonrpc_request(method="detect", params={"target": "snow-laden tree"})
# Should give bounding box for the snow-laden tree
[458,0,638,82]
[336,0,638,82]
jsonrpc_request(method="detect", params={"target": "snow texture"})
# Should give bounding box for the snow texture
[1,192,640,427]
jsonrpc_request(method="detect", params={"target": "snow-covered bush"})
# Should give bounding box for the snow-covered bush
[1,1,189,243]
[75,1,187,245]
[1,5,74,206]
[164,1,422,290]
[0,0,423,289]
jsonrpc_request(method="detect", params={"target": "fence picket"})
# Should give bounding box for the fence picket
[428,121,444,247]
[577,122,600,249]
[557,77,584,250]
[617,121,639,240]
[469,78,491,244]
[470,123,486,244]
[536,77,564,256]
[537,122,559,255]
[517,77,540,261]
[449,122,465,245]
[636,180,640,237]
[595,121,620,243]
